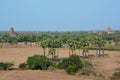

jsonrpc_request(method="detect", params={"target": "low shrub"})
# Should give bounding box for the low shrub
[48,63,58,71]
[0,62,14,70]
[80,60,94,76]
[95,73,105,80]
[66,66,77,75]
[58,54,82,70]
[27,55,51,70]
[110,71,120,80]
[58,54,83,74]
[19,62,28,70]
[57,58,69,69]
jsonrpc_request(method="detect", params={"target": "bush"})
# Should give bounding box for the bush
[58,54,94,75]
[19,63,28,70]
[58,54,82,70]
[48,63,58,71]
[58,54,83,74]
[110,71,120,80]
[96,73,105,80]
[27,55,51,70]
[66,66,77,75]
[0,62,14,70]
[80,60,94,76]
[68,54,83,70]
[57,58,69,69]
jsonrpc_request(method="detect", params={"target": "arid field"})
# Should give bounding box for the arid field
[0,47,120,80]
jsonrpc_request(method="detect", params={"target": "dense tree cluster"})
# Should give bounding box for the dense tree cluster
[0,32,119,44]
[0,32,120,57]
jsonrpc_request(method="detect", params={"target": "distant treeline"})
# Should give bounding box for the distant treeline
[0,31,120,44]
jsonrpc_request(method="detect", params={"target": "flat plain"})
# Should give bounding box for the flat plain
[0,47,120,80]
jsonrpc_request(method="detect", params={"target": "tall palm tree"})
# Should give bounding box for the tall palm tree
[76,41,82,57]
[67,39,76,56]
[49,47,56,60]
[80,37,89,58]
[47,39,61,60]
[53,39,62,58]
[100,39,106,57]
[39,40,48,56]
[93,36,106,57]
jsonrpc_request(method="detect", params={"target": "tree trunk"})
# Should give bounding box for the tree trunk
[96,49,98,57]
[57,48,59,58]
[43,48,45,57]
[85,52,87,58]
[72,50,73,55]
[102,48,104,57]
[98,47,101,57]
[52,54,54,60]
[87,50,89,57]
[82,49,84,58]
[79,49,80,57]
[69,48,70,57]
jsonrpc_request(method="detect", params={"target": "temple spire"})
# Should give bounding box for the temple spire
[9,26,17,37]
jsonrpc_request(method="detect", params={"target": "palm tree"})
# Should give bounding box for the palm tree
[93,36,106,57]
[39,40,48,56]
[53,39,62,58]
[100,39,106,57]
[76,41,82,57]
[80,37,89,58]
[67,39,76,56]
[49,47,56,60]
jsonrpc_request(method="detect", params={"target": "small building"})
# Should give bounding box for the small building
[9,27,17,37]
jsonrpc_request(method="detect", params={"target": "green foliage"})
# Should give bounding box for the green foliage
[110,71,120,80]
[27,55,51,70]
[68,54,83,69]
[48,63,58,71]
[58,58,69,69]
[58,54,82,70]
[80,60,94,76]
[89,45,120,51]
[49,48,56,59]
[58,54,94,75]
[19,62,28,70]
[66,66,77,75]
[95,73,105,80]
[0,62,14,70]
[105,46,120,51]
[58,54,83,74]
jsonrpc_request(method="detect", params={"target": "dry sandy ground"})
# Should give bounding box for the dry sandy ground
[0,70,95,80]
[0,48,120,80]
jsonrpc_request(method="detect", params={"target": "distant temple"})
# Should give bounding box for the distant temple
[106,26,113,34]
[9,27,17,37]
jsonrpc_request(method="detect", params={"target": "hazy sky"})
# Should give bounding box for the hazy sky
[0,0,120,31]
